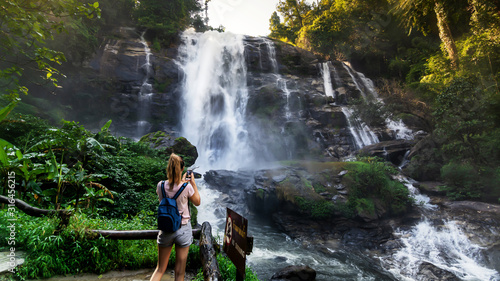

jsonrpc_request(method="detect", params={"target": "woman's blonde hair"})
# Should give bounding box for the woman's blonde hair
[167,153,184,189]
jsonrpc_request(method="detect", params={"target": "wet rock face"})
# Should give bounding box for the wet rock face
[243,38,360,160]
[270,265,317,281]
[202,167,402,250]
[418,262,460,281]
[359,139,415,166]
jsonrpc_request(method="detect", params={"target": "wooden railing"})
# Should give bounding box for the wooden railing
[1,195,222,281]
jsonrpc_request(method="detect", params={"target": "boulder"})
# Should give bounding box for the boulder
[359,140,414,165]
[270,265,316,281]
[139,131,198,166]
[418,262,460,281]
[415,181,446,196]
[203,170,255,192]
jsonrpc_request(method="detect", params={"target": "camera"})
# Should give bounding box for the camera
[186,170,193,180]
[186,166,198,181]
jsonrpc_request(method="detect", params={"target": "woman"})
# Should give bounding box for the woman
[150,153,201,281]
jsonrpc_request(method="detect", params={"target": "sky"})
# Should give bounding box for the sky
[207,0,281,36]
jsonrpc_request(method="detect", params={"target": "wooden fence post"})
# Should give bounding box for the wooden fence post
[200,221,221,281]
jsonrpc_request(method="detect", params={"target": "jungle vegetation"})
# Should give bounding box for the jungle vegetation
[270,0,500,202]
[1,0,500,279]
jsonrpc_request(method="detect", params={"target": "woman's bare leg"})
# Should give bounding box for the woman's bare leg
[150,245,173,281]
[174,246,190,281]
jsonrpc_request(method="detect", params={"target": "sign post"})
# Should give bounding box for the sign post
[223,208,249,281]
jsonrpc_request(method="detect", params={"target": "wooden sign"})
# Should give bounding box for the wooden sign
[223,208,248,281]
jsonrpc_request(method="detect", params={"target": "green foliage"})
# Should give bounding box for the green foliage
[440,162,500,202]
[194,253,260,281]
[433,76,495,163]
[0,0,100,100]
[440,162,482,200]
[0,210,202,279]
[132,0,203,45]
[0,211,159,279]
[347,159,411,216]
[295,196,334,220]
[351,99,387,127]
[104,189,158,219]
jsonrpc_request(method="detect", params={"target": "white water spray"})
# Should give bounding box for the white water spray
[390,220,499,281]
[136,31,154,138]
[264,38,279,73]
[386,118,414,140]
[321,62,335,98]
[177,30,253,170]
[341,107,379,149]
[385,176,499,280]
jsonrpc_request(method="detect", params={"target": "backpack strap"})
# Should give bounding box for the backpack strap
[160,181,167,199]
[173,182,188,200]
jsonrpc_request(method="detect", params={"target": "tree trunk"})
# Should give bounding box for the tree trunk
[434,0,460,69]
[293,0,304,27]
[91,228,202,240]
[0,195,203,240]
[0,195,70,217]
[200,222,221,281]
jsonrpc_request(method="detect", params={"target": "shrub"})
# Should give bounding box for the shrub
[0,210,204,279]
[295,196,335,220]
[347,159,411,216]
[440,162,482,200]
[194,253,260,281]
[0,211,158,279]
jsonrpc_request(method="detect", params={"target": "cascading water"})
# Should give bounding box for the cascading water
[320,62,335,98]
[136,31,153,138]
[341,107,379,149]
[263,39,279,73]
[320,61,380,149]
[385,118,414,140]
[387,219,500,281]
[342,62,368,100]
[338,61,416,143]
[263,37,296,159]
[177,29,254,170]
[381,176,500,281]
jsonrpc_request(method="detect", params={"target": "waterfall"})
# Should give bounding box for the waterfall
[356,70,379,99]
[136,31,153,138]
[341,62,379,100]
[177,30,253,170]
[386,118,414,140]
[327,62,379,149]
[277,77,292,121]
[341,107,379,149]
[320,62,335,98]
[264,38,279,73]
[342,62,367,100]
[331,64,343,89]
[339,61,417,143]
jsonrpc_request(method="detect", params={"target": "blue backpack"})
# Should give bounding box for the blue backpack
[157,181,187,233]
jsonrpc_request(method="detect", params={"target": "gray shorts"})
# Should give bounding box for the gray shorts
[157,223,193,248]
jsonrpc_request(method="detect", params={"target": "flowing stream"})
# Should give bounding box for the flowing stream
[177,30,499,281]
[136,31,154,139]
[196,179,395,281]
[384,176,500,281]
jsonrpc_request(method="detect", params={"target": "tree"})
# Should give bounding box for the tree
[389,0,460,68]
[132,0,202,44]
[0,0,100,101]
[271,0,312,43]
